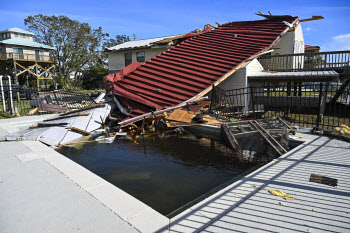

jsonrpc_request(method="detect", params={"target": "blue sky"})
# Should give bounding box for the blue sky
[1,0,349,51]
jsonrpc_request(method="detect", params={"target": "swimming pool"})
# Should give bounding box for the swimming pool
[59,133,261,216]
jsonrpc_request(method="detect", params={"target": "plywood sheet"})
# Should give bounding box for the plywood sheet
[167,109,194,123]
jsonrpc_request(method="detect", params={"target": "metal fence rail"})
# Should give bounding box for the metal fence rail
[258,50,350,74]
[0,77,96,116]
[210,81,350,130]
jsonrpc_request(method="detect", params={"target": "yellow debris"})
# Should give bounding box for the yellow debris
[299,136,305,138]
[251,185,264,190]
[336,125,350,134]
[268,189,295,200]
[273,159,279,162]
[340,124,350,131]
[312,209,316,212]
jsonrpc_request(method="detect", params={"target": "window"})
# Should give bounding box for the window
[124,52,132,66]
[7,33,10,38]
[136,51,145,63]
[35,50,44,60]
[13,47,24,59]
[15,33,18,38]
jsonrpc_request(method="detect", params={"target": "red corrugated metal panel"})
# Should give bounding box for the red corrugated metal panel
[105,16,298,119]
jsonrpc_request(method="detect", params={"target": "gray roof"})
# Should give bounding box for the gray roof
[249,70,339,82]
[0,27,36,36]
[106,35,181,51]
[0,38,55,50]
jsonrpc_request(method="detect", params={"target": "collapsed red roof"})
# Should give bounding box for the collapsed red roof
[104,16,299,120]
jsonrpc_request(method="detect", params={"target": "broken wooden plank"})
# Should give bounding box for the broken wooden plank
[220,124,242,160]
[249,120,287,156]
[68,126,91,135]
[43,113,90,122]
[59,102,105,116]
[118,97,208,126]
[167,109,194,123]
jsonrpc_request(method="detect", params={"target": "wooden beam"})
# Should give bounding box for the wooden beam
[300,16,324,22]
[39,65,55,77]
[59,102,105,116]
[68,126,91,135]
[37,64,54,77]
[15,63,38,77]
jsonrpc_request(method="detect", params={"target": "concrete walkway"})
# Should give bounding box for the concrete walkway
[1,116,349,233]
[0,116,138,233]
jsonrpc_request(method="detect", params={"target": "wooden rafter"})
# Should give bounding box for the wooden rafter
[300,16,324,22]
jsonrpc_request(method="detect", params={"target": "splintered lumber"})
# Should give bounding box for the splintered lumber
[220,124,242,159]
[59,102,105,116]
[118,96,208,126]
[277,117,296,135]
[68,126,91,135]
[250,120,287,155]
[167,109,193,123]
[28,108,38,115]
[43,113,90,122]
[167,109,221,124]
[299,16,324,22]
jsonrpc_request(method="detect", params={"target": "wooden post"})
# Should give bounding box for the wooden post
[35,63,39,91]
[316,83,323,128]
[319,82,330,123]
[250,85,256,118]
[53,65,57,90]
[13,62,18,84]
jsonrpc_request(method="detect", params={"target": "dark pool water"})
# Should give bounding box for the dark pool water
[59,134,258,216]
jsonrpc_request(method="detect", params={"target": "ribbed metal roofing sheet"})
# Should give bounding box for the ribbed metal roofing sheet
[105,16,299,119]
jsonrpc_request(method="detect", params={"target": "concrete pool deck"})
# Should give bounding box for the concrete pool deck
[0,116,349,232]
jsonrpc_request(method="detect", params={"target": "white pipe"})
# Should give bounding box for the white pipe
[113,96,129,115]
[118,96,208,126]
[94,92,106,103]
[8,76,14,114]
[0,76,6,111]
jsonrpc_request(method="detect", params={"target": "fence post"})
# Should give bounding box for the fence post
[209,84,215,112]
[250,85,256,119]
[0,76,6,112]
[316,83,323,128]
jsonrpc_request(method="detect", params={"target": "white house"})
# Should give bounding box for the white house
[105,35,182,74]
[0,27,54,61]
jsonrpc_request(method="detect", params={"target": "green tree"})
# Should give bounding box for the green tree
[81,63,109,89]
[24,14,108,87]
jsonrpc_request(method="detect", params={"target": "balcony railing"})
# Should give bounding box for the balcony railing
[0,53,56,62]
[258,50,350,73]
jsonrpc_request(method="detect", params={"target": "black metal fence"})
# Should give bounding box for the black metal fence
[0,78,96,116]
[210,81,350,130]
[258,50,350,75]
